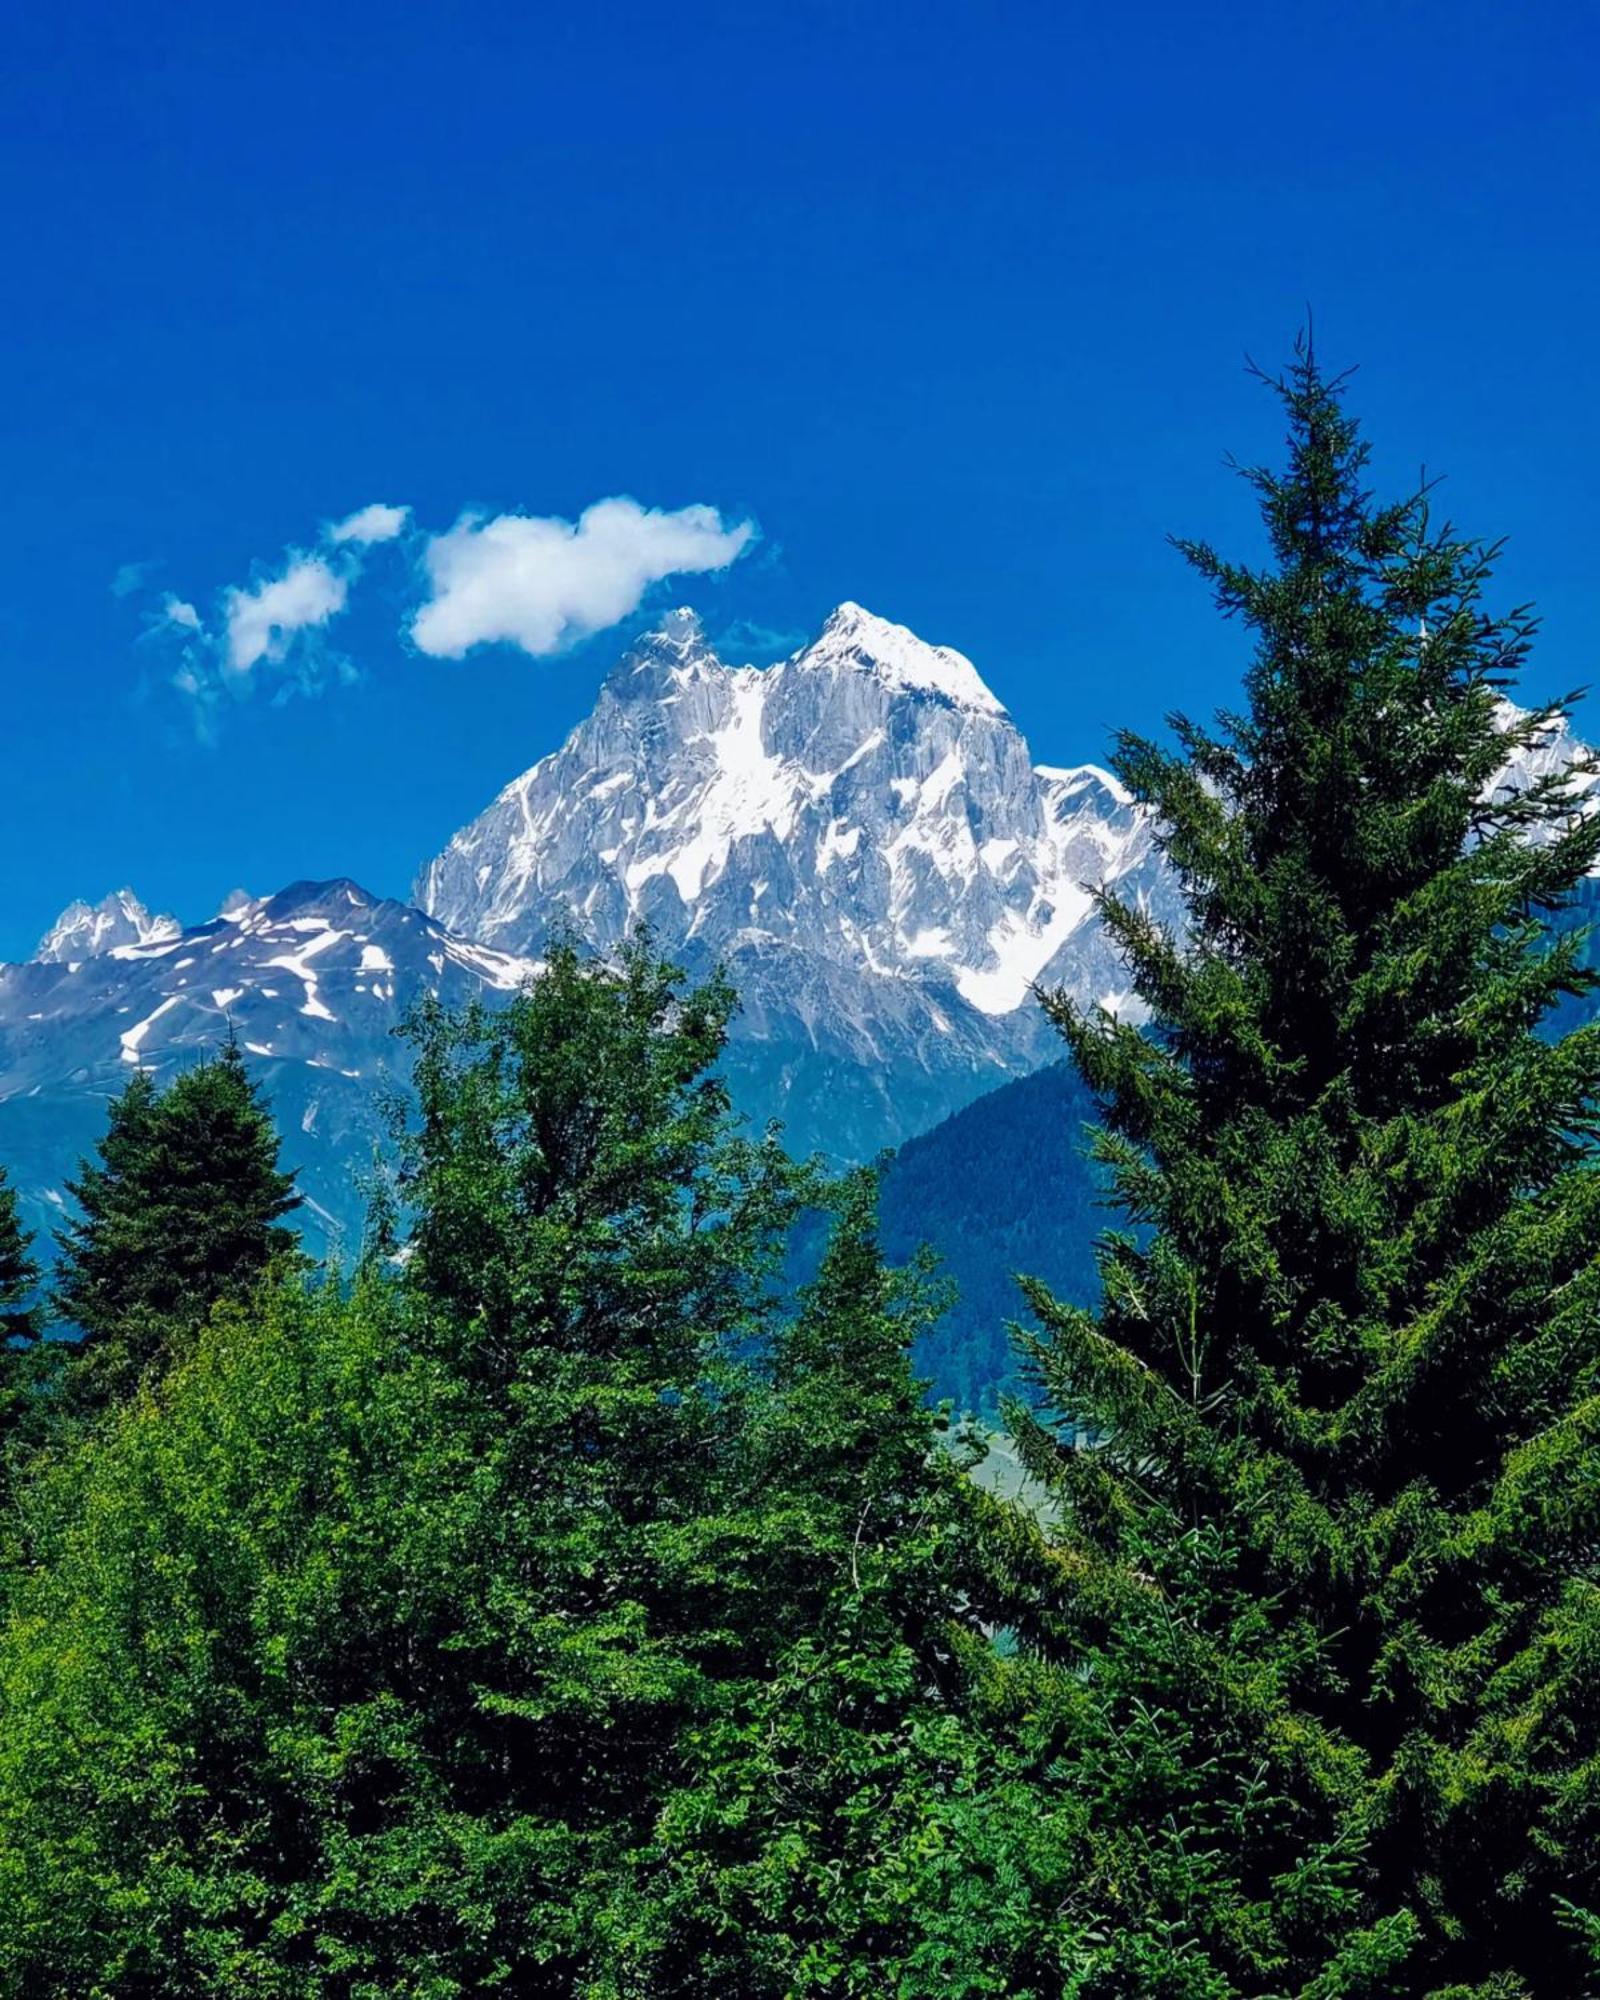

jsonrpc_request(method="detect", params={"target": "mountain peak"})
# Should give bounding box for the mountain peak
[258,878,382,921]
[630,604,718,663]
[415,589,1168,1036]
[801,602,1006,717]
[35,888,181,964]
[653,605,706,647]
[605,604,723,699]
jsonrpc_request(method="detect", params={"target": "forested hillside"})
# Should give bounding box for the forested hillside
[879,1063,1105,1412]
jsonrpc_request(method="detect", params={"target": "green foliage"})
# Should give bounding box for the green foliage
[397,933,785,1384]
[0,1165,52,1487]
[633,1173,1083,1995]
[54,1040,299,1407]
[0,941,1061,1993]
[0,1276,436,1993]
[995,340,1600,1992]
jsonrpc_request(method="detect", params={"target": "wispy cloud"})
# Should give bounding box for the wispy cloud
[156,567,355,745]
[111,559,159,600]
[151,544,364,741]
[328,501,410,546]
[409,498,755,659]
[162,595,202,632]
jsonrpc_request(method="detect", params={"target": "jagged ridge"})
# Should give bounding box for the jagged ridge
[0,880,535,1254]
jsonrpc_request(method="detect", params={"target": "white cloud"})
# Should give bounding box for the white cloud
[409,497,755,659]
[224,556,349,674]
[328,501,410,546]
[163,595,202,632]
[112,559,158,599]
[132,489,754,742]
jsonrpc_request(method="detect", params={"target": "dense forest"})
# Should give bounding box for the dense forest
[2,349,1599,1996]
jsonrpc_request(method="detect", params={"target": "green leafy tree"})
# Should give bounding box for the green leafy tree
[0,942,803,1992]
[398,934,777,1380]
[0,940,1075,1995]
[0,1274,441,1992]
[55,1042,299,1406]
[997,343,1600,1994]
[635,1173,1079,1997]
[381,935,818,1979]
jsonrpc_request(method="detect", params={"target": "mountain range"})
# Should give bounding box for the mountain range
[2,602,1589,1407]
[0,880,533,1254]
[0,604,1167,1241]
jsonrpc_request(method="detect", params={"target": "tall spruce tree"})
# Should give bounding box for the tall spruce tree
[999,343,1600,1995]
[0,1166,45,1469]
[0,1168,39,1349]
[55,1042,298,1405]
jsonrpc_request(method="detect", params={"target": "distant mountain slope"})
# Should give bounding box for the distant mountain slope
[877,1062,1109,1413]
[417,603,1177,1157]
[0,880,533,1257]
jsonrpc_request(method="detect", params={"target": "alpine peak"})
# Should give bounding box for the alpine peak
[416,601,1172,1158]
[608,605,721,698]
[652,605,708,650]
[800,602,1007,717]
[34,888,181,965]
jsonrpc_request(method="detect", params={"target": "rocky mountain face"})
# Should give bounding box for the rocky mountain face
[417,603,1178,1156]
[0,880,532,1256]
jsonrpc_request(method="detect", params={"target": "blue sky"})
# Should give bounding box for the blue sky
[1,0,1596,961]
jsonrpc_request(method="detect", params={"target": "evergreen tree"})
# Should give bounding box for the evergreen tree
[998,341,1600,1994]
[0,1167,39,1347]
[0,1166,48,1476]
[55,1043,298,1405]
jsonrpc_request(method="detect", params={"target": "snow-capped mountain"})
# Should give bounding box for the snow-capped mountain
[36,888,181,964]
[0,603,1166,1263]
[1488,699,1600,836]
[418,603,1177,1156]
[0,880,534,1255]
